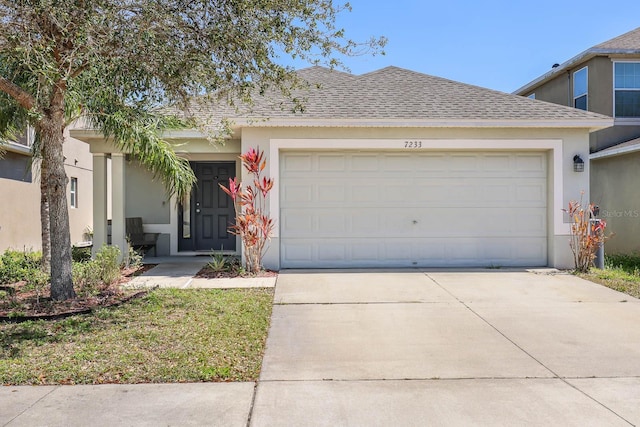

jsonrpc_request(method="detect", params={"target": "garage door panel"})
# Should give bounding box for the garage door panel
[280,150,547,268]
[317,154,346,171]
[516,154,546,173]
[282,184,313,203]
[382,154,416,171]
[282,154,313,172]
[281,207,546,239]
[286,182,545,208]
[352,154,380,171]
[317,184,346,202]
[282,237,547,268]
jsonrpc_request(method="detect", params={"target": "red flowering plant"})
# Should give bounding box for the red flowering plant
[563,192,611,272]
[219,147,274,273]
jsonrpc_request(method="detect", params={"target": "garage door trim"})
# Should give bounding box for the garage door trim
[268,139,565,241]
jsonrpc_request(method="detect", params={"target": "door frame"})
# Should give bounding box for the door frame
[178,160,238,252]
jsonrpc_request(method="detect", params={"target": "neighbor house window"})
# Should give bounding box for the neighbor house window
[527,93,536,99]
[573,67,588,110]
[614,62,640,117]
[70,177,78,208]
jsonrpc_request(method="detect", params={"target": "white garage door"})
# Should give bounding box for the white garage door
[280,150,547,268]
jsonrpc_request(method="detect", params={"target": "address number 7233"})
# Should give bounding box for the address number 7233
[404,141,422,148]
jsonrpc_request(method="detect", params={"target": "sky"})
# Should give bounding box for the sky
[282,0,640,93]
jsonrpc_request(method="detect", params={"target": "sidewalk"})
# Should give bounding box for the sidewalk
[2,383,255,427]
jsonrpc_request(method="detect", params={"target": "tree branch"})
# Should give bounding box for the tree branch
[0,75,36,110]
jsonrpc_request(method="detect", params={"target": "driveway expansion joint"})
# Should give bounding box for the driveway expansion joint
[423,272,636,426]
[3,385,59,427]
[245,381,259,427]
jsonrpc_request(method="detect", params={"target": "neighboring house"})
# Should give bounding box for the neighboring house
[0,129,93,252]
[514,27,640,254]
[71,66,611,269]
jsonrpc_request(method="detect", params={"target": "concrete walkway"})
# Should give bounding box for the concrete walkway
[3,269,640,426]
[126,257,277,289]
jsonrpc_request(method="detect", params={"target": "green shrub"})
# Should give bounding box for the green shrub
[73,245,121,296]
[0,250,45,285]
[71,245,92,263]
[94,245,121,284]
[123,244,143,269]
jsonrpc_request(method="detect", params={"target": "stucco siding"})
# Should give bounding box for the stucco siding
[0,173,41,251]
[591,152,640,254]
[586,56,614,117]
[125,160,171,224]
[527,73,570,106]
[64,135,93,244]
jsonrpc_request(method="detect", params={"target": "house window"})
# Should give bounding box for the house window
[527,93,536,99]
[573,67,588,110]
[614,62,640,117]
[70,177,78,208]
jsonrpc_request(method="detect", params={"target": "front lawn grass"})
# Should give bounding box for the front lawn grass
[0,288,274,385]
[579,253,640,299]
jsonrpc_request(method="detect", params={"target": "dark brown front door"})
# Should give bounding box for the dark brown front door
[193,162,236,251]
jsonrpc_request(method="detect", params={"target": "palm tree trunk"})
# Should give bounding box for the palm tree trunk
[40,157,51,274]
[38,110,75,301]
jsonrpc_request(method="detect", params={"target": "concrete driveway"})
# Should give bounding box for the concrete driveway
[253,269,640,426]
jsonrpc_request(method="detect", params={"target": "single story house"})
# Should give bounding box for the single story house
[70,66,612,270]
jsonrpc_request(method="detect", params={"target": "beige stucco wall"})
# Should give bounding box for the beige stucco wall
[526,56,613,113]
[125,160,171,224]
[591,152,640,254]
[0,164,41,251]
[238,126,591,270]
[586,56,614,116]
[526,73,570,106]
[64,133,93,244]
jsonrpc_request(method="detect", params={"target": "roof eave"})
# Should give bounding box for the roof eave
[1,141,32,156]
[513,48,640,96]
[513,50,597,95]
[70,118,613,143]
[231,117,613,130]
[590,142,640,160]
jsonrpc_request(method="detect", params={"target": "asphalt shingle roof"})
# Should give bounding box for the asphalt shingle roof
[595,27,640,50]
[204,66,610,125]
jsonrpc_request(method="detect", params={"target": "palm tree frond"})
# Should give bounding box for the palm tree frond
[86,107,196,202]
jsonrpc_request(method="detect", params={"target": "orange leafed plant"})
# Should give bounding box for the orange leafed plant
[220,147,274,273]
[563,193,610,272]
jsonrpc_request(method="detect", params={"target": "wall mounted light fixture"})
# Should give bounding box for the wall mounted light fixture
[573,155,585,172]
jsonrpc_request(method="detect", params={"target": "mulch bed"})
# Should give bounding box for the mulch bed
[194,266,278,279]
[0,264,156,322]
